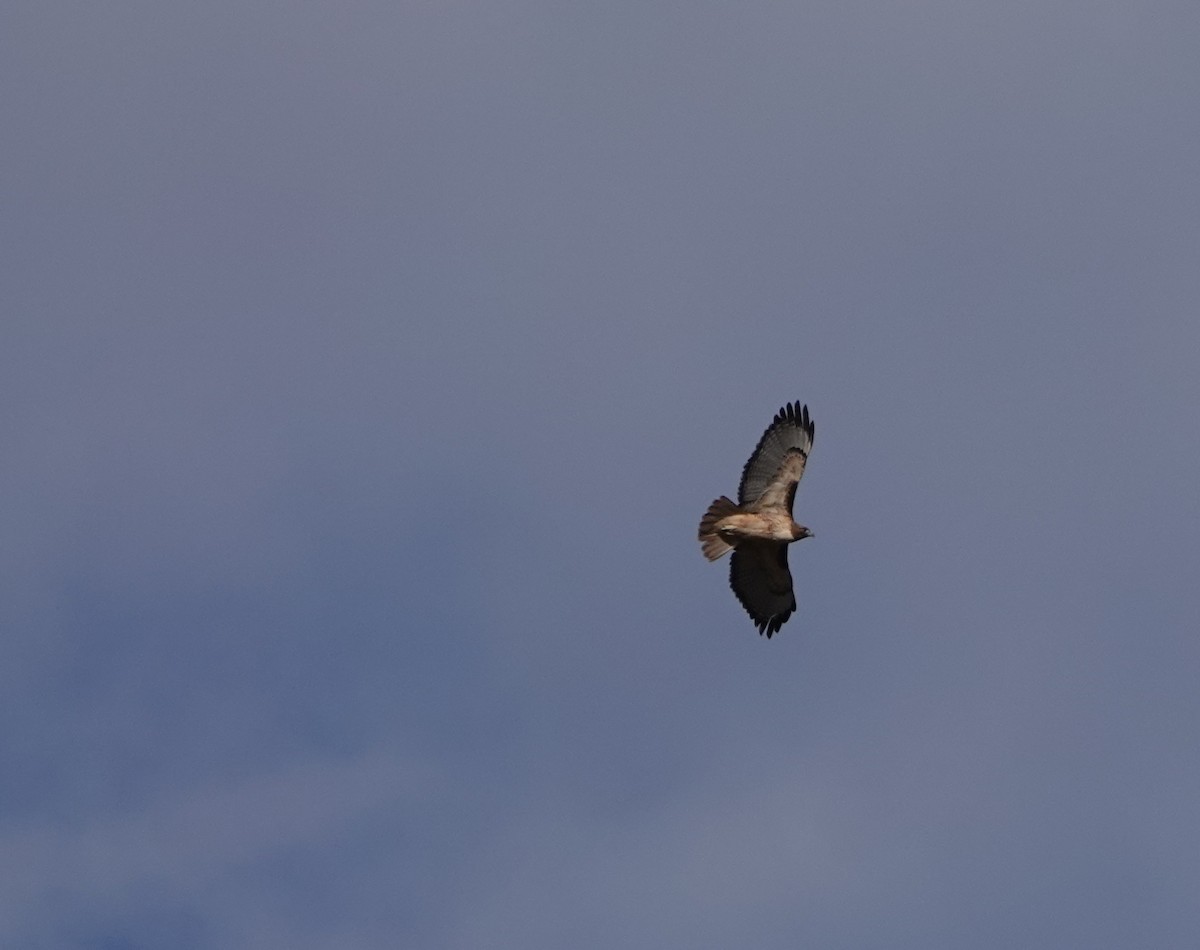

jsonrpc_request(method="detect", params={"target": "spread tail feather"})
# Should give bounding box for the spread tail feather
[698,496,740,561]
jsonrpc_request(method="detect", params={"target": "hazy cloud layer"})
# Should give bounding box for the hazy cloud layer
[4,1,1199,946]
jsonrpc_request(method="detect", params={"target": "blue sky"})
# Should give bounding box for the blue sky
[4,1,1200,947]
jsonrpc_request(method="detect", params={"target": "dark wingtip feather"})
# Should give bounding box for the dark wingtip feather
[750,611,787,638]
[774,401,812,435]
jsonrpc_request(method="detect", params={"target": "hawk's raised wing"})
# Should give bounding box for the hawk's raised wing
[737,401,814,511]
[729,540,796,638]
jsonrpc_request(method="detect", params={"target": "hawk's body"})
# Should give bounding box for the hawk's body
[698,401,815,637]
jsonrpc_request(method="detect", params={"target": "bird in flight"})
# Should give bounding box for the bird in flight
[698,401,815,637]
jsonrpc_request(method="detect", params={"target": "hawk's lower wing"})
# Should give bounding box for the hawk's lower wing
[729,541,796,638]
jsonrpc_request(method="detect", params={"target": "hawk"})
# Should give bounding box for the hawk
[698,401,815,637]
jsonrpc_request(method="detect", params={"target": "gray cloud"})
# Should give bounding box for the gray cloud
[3,0,1199,946]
